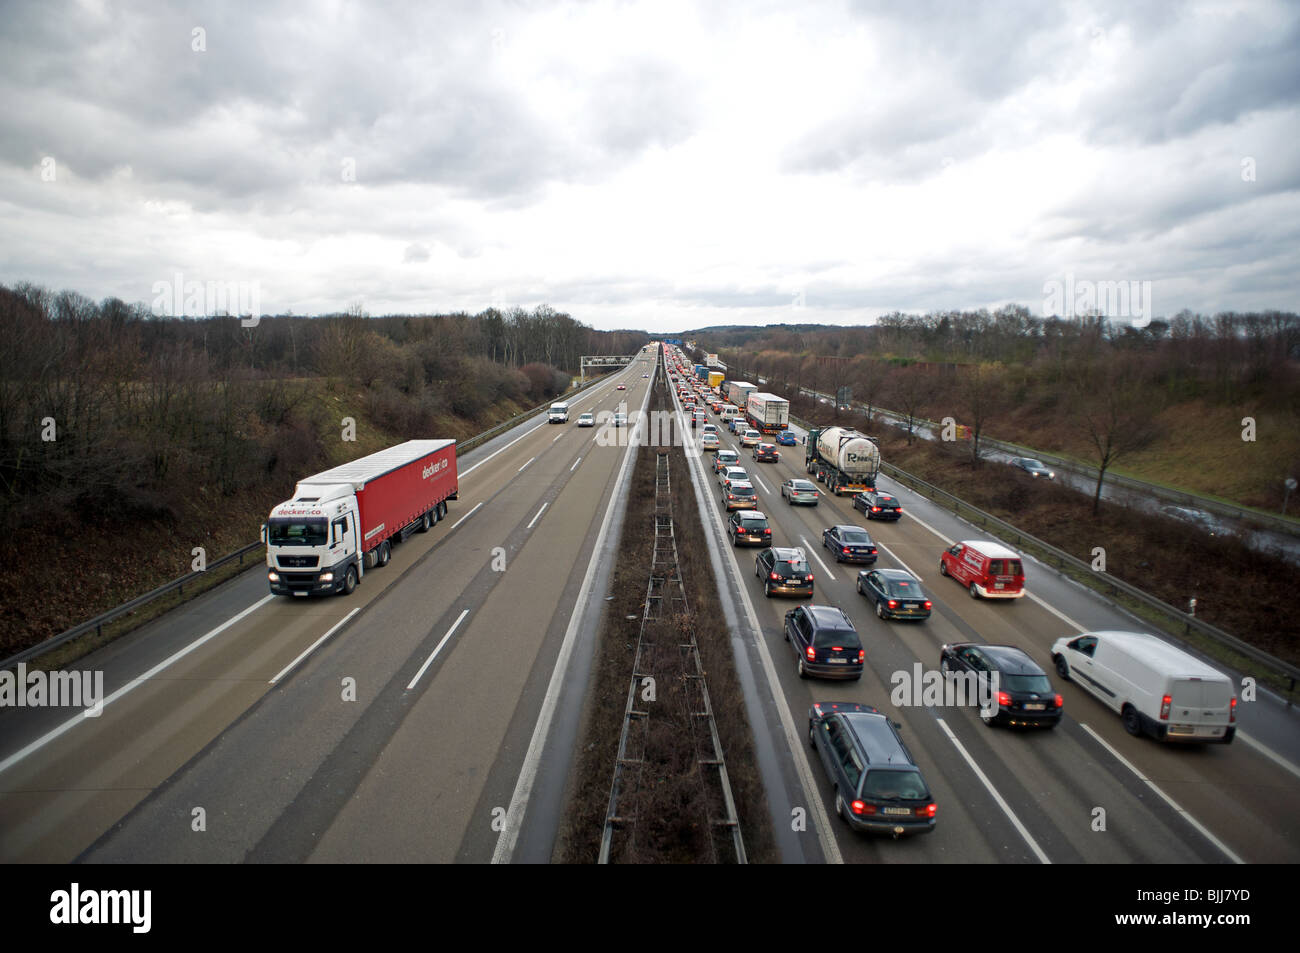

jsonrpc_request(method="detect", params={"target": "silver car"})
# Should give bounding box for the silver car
[781,478,820,505]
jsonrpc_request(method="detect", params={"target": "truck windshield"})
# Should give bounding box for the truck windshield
[268,518,327,547]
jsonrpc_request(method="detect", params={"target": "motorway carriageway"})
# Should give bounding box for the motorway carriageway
[0,360,657,863]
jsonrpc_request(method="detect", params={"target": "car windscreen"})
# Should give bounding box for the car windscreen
[1001,674,1052,693]
[860,769,928,800]
[839,529,871,543]
[268,518,327,547]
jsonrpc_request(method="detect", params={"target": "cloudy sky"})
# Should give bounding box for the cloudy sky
[2,0,1298,332]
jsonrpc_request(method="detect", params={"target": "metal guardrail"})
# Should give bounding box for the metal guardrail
[880,461,1300,692]
[2,542,266,669]
[2,374,616,672]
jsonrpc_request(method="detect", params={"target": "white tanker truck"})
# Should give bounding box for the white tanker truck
[805,426,881,494]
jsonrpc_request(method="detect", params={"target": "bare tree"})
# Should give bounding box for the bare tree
[1072,358,1163,516]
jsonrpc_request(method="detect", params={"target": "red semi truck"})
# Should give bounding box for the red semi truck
[264,439,458,597]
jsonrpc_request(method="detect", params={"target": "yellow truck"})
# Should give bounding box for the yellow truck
[708,370,724,389]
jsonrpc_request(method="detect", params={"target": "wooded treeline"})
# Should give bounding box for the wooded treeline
[0,282,647,531]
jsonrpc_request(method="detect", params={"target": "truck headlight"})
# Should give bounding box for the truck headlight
[268,571,280,582]
[319,572,334,582]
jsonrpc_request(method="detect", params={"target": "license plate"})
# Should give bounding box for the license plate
[1025,703,1045,711]
[293,591,307,597]
[883,807,911,816]
[994,582,1004,589]
[828,658,847,664]
[904,604,919,610]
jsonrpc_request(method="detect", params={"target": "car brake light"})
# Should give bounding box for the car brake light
[887,600,897,608]
[842,546,851,555]
[763,528,771,534]
[805,646,816,661]
[1054,694,1064,708]
[858,649,865,662]
[871,506,880,512]
[997,692,1011,707]
[1230,696,1237,723]
[852,800,872,815]
[770,572,780,580]
[923,600,932,609]
[805,574,814,581]
[1160,694,1171,720]
[919,804,937,818]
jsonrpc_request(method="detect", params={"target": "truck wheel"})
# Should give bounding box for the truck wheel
[377,541,391,567]
[342,566,358,595]
[1054,655,1070,680]
[939,561,949,576]
[1122,706,1141,736]
[969,582,980,599]
[418,512,431,532]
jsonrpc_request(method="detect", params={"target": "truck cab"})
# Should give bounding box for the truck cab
[266,484,364,596]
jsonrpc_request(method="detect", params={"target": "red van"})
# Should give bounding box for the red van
[939,540,1025,599]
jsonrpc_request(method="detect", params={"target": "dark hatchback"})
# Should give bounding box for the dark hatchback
[857,569,932,620]
[728,510,772,547]
[808,701,937,836]
[753,443,780,462]
[756,547,814,597]
[784,604,863,680]
[939,643,1063,728]
[822,525,878,564]
[853,489,902,520]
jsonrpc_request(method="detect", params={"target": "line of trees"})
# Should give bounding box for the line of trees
[0,282,648,532]
[702,308,1299,513]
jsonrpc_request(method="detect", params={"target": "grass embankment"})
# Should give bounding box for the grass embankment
[790,392,1298,675]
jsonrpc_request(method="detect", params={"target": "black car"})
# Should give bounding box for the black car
[728,510,772,547]
[853,489,902,520]
[756,547,814,597]
[938,643,1063,728]
[784,605,863,680]
[807,701,937,836]
[1009,457,1055,479]
[822,525,878,564]
[857,569,932,621]
[753,443,780,463]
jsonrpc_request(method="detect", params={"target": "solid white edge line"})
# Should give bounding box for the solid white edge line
[936,717,1052,863]
[800,535,837,581]
[526,502,548,530]
[406,608,470,691]
[449,501,483,530]
[517,456,535,473]
[269,608,360,685]
[1079,722,1245,863]
[1235,730,1300,781]
[492,374,652,863]
[0,594,276,777]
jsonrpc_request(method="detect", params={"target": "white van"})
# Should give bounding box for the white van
[718,404,741,422]
[548,401,570,423]
[1050,631,1236,744]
